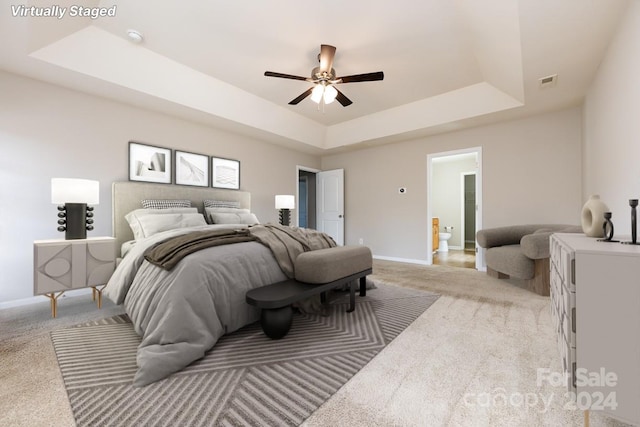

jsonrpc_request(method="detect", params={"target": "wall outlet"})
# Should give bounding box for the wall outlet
[358,238,364,245]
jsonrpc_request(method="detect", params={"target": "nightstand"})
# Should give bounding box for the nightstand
[33,237,116,317]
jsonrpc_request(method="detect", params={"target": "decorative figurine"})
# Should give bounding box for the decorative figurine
[598,212,618,242]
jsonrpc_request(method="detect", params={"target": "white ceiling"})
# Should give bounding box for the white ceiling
[0,0,629,154]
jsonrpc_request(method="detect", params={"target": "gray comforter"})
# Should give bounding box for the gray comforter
[103,225,287,386]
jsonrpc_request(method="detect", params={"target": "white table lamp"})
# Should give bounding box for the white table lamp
[275,195,295,226]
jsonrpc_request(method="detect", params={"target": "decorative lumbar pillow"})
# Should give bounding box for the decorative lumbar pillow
[141,199,191,209]
[135,213,207,238]
[203,200,240,209]
[204,207,249,223]
[125,208,198,240]
[208,212,260,225]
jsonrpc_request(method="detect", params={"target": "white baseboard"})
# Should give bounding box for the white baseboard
[373,255,431,266]
[0,288,93,311]
[374,254,486,271]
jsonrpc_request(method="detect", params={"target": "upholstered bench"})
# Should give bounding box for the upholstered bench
[246,246,373,339]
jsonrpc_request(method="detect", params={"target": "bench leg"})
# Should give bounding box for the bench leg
[359,276,367,297]
[260,306,293,339]
[347,281,356,313]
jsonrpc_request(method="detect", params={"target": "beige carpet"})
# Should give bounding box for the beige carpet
[0,260,631,426]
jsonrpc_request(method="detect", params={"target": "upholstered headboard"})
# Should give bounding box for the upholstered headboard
[112,181,251,251]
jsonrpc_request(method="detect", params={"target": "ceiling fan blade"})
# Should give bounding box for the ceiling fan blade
[319,44,336,74]
[334,88,353,107]
[264,71,309,81]
[337,71,384,83]
[288,88,313,105]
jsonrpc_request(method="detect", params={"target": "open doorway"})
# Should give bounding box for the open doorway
[426,147,483,269]
[298,169,317,229]
[295,166,345,245]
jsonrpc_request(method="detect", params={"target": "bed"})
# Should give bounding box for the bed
[104,182,333,386]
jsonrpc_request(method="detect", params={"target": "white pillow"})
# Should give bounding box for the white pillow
[204,207,250,223]
[125,208,198,240]
[209,212,260,225]
[136,213,207,238]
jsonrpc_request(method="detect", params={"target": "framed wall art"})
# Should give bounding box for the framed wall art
[129,141,172,184]
[211,157,240,190]
[175,150,209,187]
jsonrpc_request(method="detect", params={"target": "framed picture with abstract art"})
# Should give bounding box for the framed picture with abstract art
[175,150,209,187]
[129,142,172,184]
[211,157,240,190]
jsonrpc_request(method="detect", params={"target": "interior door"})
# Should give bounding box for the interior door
[316,169,344,245]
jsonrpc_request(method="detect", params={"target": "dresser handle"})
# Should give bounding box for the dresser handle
[570,259,575,285]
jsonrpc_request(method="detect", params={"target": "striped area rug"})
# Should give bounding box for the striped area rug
[51,284,439,426]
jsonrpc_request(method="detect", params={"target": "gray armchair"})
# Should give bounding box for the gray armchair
[476,224,582,295]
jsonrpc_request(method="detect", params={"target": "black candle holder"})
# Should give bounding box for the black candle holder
[622,199,640,245]
[598,212,618,242]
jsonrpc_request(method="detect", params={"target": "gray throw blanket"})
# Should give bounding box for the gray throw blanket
[144,228,257,270]
[143,223,336,277]
[248,224,336,278]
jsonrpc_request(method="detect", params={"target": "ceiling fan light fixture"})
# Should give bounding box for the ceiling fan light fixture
[264,44,384,107]
[311,84,324,103]
[323,85,337,104]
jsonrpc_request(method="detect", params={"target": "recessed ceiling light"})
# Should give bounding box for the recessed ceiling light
[126,29,144,44]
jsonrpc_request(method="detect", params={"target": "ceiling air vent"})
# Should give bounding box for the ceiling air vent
[539,74,558,88]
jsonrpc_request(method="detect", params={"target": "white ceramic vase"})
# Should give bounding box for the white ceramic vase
[581,195,609,237]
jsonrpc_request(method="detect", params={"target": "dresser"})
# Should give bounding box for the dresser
[34,237,116,317]
[550,233,640,425]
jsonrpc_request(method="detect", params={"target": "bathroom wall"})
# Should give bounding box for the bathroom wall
[431,153,477,249]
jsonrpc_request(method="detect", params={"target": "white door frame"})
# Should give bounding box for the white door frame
[296,165,320,227]
[426,147,483,269]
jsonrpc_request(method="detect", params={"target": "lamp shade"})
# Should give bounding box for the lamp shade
[275,195,295,209]
[51,178,100,204]
[323,85,337,104]
[311,85,324,103]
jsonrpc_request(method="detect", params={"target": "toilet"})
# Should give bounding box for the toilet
[438,228,452,252]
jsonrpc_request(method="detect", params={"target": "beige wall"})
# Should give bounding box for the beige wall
[0,71,320,303]
[0,67,589,303]
[321,107,583,262]
[583,0,640,236]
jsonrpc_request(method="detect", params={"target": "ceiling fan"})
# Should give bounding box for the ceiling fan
[264,44,384,107]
